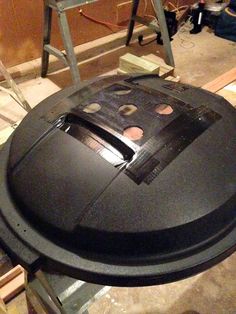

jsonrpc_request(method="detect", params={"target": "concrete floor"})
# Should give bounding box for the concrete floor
[90,254,236,314]
[173,27,236,86]
[0,27,235,314]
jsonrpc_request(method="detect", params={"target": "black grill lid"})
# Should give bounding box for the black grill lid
[0,75,235,286]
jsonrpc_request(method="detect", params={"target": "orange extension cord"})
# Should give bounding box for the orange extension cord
[79,0,185,32]
[78,0,156,31]
[79,9,127,31]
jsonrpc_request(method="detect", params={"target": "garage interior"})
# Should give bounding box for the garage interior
[0,0,235,313]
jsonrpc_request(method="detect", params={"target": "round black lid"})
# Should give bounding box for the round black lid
[0,75,235,286]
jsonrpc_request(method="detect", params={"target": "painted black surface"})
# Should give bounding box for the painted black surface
[0,75,236,286]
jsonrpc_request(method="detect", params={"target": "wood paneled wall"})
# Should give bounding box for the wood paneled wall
[0,0,190,67]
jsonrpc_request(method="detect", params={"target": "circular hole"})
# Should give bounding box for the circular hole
[123,126,143,141]
[155,104,173,115]
[23,230,26,233]
[83,103,101,113]
[119,104,138,116]
[114,88,131,95]
[17,224,20,227]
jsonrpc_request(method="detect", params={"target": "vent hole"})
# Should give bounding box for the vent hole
[155,104,173,115]
[123,126,143,141]
[83,103,101,113]
[119,104,137,116]
[114,88,131,95]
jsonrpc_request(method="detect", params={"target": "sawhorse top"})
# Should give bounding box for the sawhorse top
[45,0,97,11]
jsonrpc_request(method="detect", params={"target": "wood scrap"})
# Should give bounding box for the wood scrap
[217,81,236,108]
[165,75,180,82]
[119,53,160,74]
[141,54,174,78]
[202,67,236,93]
[117,53,180,82]
[0,266,27,303]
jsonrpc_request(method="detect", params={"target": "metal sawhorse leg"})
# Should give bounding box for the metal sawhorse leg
[0,60,31,112]
[41,0,95,85]
[126,0,175,67]
[32,269,109,313]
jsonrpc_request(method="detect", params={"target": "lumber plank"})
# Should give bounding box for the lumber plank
[217,80,236,108]
[142,54,173,70]
[119,53,160,74]
[0,273,26,303]
[165,75,180,82]
[0,266,27,303]
[141,54,174,78]
[0,266,23,289]
[202,67,236,93]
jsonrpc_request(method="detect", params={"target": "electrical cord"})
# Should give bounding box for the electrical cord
[79,0,155,31]
[177,17,195,49]
[79,0,193,50]
[79,9,127,31]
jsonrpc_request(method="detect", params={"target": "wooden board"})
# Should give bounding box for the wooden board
[165,75,180,82]
[202,67,236,93]
[119,53,160,74]
[0,266,27,303]
[141,54,174,78]
[217,80,236,108]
